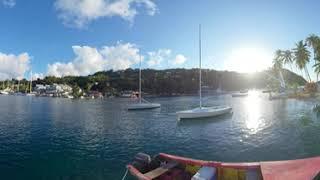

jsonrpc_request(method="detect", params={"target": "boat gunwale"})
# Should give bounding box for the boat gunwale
[127,153,261,180]
[159,153,260,169]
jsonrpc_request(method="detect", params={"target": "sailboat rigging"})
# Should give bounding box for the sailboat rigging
[176,24,232,120]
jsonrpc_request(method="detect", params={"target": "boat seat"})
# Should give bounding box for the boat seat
[143,161,179,179]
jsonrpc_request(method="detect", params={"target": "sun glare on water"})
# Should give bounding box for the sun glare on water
[245,90,265,134]
[225,47,273,73]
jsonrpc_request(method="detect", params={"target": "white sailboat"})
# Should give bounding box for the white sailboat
[26,70,35,96]
[127,56,161,110]
[176,25,232,120]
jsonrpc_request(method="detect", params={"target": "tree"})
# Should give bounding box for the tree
[313,62,320,81]
[282,50,294,71]
[273,49,284,70]
[306,34,320,81]
[306,34,320,65]
[293,40,311,82]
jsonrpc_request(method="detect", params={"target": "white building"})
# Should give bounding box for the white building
[35,84,73,96]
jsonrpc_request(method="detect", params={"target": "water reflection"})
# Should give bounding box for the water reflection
[245,91,264,134]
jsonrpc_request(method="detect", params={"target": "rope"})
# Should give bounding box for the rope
[121,168,129,180]
[142,98,150,103]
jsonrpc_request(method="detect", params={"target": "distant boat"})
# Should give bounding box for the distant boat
[176,25,231,120]
[262,90,271,93]
[269,92,287,100]
[232,92,248,97]
[66,95,74,99]
[240,89,248,93]
[127,56,161,110]
[26,92,36,96]
[126,152,320,180]
[0,90,9,95]
[13,92,25,96]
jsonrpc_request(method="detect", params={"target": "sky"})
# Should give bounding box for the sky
[1,0,320,80]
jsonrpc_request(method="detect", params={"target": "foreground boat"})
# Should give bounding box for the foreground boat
[176,106,232,120]
[127,153,320,180]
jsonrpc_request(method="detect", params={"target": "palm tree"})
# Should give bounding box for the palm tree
[293,40,311,82]
[306,34,320,65]
[272,50,286,89]
[282,50,294,71]
[306,34,320,81]
[273,49,284,69]
[313,62,320,81]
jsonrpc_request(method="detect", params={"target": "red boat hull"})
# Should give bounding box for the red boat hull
[127,153,320,180]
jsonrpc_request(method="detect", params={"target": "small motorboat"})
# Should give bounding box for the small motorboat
[0,90,9,95]
[262,90,271,93]
[268,92,287,100]
[176,106,232,120]
[240,89,248,93]
[26,93,36,96]
[126,153,320,180]
[128,103,161,110]
[231,92,248,97]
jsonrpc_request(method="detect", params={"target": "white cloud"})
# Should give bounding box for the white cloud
[47,42,141,77]
[172,54,186,65]
[2,0,15,8]
[147,49,187,67]
[147,49,171,66]
[32,73,44,80]
[0,52,31,80]
[54,0,157,28]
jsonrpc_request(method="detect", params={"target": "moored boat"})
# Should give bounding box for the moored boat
[176,106,232,120]
[262,90,271,93]
[240,89,248,93]
[128,103,161,110]
[175,25,231,119]
[231,92,248,97]
[0,90,9,95]
[126,153,320,180]
[268,92,287,100]
[127,55,161,110]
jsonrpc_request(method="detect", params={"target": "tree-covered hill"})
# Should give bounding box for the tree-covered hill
[0,68,306,96]
[34,68,307,95]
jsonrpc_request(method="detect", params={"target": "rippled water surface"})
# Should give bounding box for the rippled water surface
[1,92,320,179]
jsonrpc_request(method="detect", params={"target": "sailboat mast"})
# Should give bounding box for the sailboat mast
[139,55,142,104]
[18,79,20,92]
[199,24,202,108]
[30,70,32,93]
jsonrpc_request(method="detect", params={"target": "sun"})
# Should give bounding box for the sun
[224,47,273,73]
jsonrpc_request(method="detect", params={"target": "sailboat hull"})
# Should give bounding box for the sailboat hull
[176,106,232,120]
[128,103,161,110]
[231,93,248,97]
